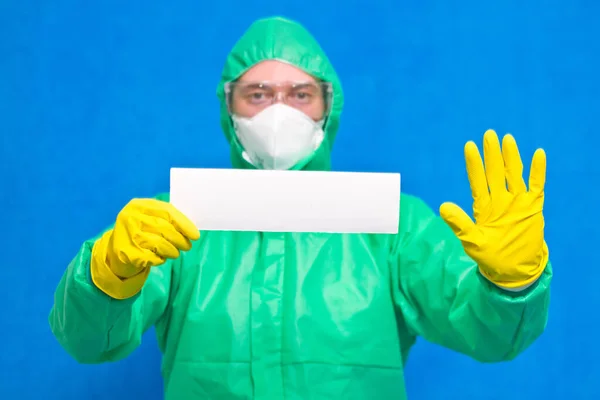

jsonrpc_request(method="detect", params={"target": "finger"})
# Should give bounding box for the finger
[439,202,476,239]
[501,134,527,194]
[140,214,193,251]
[528,148,547,193]
[121,245,166,270]
[483,130,507,195]
[163,203,200,240]
[464,141,490,204]
[135,199,200,240]
[136,231,181,260]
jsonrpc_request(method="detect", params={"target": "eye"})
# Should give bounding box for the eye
[246,91,271,104]
[293,91,312,103]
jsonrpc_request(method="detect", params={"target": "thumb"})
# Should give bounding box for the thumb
[439,202,476,240]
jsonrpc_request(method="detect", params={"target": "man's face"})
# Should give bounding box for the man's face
[229,60,327,121]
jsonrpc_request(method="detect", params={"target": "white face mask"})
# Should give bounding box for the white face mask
[231,103,325,170]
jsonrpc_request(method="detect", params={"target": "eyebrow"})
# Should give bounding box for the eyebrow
[236,81,317,87]
[237,82,266,90]
[291,83,316,90]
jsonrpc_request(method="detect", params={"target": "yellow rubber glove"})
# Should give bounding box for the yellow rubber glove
[91,198,200,300]
[439,129,549,289]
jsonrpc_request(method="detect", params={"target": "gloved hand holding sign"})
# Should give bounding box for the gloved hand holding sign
[90,198,200,299]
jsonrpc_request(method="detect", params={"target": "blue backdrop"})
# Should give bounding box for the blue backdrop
[1,0,597,398]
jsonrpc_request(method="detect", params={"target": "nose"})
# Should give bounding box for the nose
[272,91,287,104]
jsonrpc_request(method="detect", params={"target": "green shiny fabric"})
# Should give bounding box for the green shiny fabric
[49,16,552,400]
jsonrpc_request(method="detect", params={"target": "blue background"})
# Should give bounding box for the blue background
[1,0,597,398]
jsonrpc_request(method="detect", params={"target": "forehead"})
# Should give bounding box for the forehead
[238,60,317,83]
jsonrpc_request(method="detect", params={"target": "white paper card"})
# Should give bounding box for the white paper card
[170,168,401,234]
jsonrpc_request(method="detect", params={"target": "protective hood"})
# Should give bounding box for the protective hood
[216,16,344,171]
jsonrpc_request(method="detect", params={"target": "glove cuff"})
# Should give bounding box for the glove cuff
[479,241,549,290]
[90,230,150,300]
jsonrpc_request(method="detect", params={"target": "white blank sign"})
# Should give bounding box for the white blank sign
[170,168,401,234]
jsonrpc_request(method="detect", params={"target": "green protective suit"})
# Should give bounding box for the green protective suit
[49,16,552,400]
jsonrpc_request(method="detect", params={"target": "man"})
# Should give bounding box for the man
[49,16,552,400]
